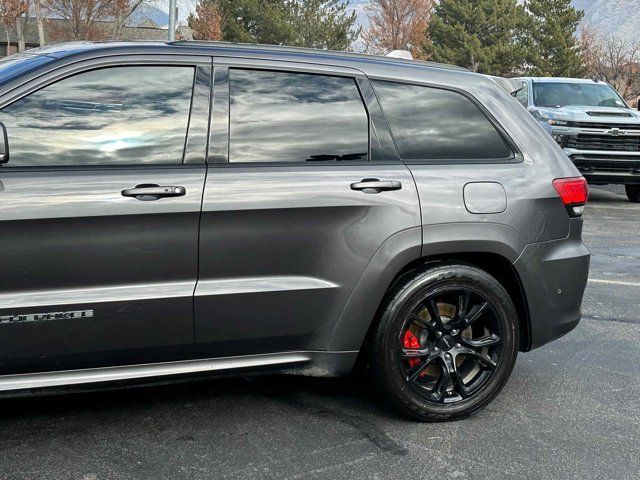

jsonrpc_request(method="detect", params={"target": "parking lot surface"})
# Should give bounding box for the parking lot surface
[0,186,638,480]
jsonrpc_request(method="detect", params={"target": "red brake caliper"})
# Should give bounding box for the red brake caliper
[403,330,421,368]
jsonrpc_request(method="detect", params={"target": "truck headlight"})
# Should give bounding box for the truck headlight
[547,118,569,126]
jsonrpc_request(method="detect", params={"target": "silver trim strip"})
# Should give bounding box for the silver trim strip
[0,282,195,310]
[195,276,338,296]
[0,352,312,392]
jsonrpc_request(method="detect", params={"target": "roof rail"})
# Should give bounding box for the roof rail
[167,40,468,71]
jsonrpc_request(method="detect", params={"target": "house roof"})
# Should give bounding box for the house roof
[137,19,160,29]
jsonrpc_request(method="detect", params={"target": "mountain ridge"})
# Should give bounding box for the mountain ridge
[346,0,640,42]
[573,0,640,41]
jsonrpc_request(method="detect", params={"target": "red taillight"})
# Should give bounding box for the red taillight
[553,177,588,216]
[553,177,588,206]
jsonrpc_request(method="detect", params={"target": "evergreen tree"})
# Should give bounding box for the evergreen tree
[189,0,359,50]
[424,0,528,76]
[525,0,585,77]
[212,0,293,46]
[289,0,360,51]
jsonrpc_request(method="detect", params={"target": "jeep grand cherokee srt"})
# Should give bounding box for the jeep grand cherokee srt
[0,42,590,421]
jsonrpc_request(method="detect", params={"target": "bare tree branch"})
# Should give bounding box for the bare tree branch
[362,0,434,59]
[0,0,28,51]
[579,23,640,103]
[112,0,147,40]
[44,0,118,40]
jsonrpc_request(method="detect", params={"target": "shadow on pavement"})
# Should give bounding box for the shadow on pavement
[0,373,392,422]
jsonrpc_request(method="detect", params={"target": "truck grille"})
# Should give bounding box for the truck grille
[566,134,640,152]
[574,122,640,131]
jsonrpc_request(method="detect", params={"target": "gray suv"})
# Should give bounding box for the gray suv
[0,42,589,421]
[514,77,640,202]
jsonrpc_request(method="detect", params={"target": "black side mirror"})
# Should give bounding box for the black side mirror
[0,122,8,164]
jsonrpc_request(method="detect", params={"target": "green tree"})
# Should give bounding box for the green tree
[424,0,528,76]
[189,0,360,50]
[211,0,292,45]
[525,0,585,77]
[289,0,360,50]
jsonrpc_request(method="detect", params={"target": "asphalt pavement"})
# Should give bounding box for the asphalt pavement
[0,185,639,480]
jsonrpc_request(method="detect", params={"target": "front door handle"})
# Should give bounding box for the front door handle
[122,184,186,201]
[350,178,402,194]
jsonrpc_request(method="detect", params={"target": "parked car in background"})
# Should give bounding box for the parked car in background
[0,43,589,421]
[513,77,640,202]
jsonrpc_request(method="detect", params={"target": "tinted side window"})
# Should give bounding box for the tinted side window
[373,81,512,160]
[0,66,195,166]
[229,69,368,163]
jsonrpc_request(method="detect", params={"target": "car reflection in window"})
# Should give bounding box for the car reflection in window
[0,66,194,166]
[229,69,369,164]
[42,99,123,114]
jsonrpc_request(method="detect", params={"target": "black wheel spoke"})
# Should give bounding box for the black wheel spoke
[457,346,497,370]
[409,313,435,332]
[456,291,471,324]
[448,356,469,399]
[429,361,450,402]
[442,353,469,400]
[425,297,445,329]
[462,333,501,348]
[406,349,439,382]
[462,301,488,329]
[478,352,497,369]
[401,347,431,358]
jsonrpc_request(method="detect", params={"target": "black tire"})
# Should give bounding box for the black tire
[626,185,640,203]
[368,262,519,422]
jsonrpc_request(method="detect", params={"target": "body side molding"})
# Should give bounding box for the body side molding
[0,351,359,393]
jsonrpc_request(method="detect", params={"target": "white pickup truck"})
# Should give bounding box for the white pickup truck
[511,77,640,202]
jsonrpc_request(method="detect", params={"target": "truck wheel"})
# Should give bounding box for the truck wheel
[625,185,640,203]
[368,263,519,422]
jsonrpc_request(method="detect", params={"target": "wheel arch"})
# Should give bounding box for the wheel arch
[386,253,531,352]
[321,227,531,354]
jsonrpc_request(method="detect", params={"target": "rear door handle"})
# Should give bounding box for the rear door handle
[350,179,402,194]
[122,184,186,201]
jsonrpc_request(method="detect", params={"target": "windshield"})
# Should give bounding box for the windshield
[0,53,53,88]
[532,82,627,108]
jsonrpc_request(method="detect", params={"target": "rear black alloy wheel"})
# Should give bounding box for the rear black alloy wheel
[399,288,502,405]
[368,263,519,422]
[625,185,640,203]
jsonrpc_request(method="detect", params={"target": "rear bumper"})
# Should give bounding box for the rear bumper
[514,218,590,350]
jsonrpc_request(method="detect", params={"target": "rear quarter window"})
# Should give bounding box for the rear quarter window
[373,80,513,161]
